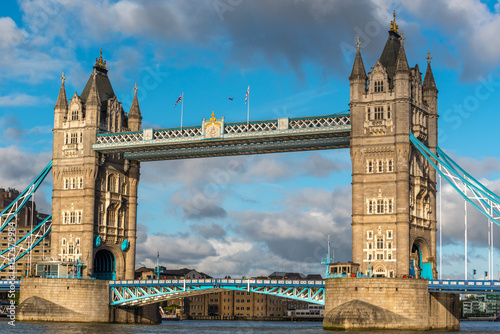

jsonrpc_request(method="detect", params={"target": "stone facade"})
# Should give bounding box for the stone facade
[51,52,142,280]
[17,277,160,324]
[323,278,459,330]
[350,18,438,278]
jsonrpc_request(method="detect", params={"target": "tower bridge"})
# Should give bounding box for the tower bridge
[5,15,499,330]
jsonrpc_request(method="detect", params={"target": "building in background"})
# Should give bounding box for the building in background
[462,295,500,318]
[0,188,51,279]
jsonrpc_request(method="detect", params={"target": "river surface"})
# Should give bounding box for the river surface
[0,319,499,333]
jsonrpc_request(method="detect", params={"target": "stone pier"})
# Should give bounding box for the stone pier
[17,278,160,324]
[323,278,460,331]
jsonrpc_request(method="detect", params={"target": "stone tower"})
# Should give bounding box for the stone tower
[51,51,142,279]
[349,14,438,278]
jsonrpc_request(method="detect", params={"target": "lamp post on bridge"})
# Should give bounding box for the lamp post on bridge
[472,269,476,280]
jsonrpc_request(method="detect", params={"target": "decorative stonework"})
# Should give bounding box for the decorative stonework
[203,111,224,138]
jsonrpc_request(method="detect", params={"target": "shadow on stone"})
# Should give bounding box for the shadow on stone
[324,299,409,330]
[18,296,80,320]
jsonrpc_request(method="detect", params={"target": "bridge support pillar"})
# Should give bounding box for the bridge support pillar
[16,278,160,324]
[323,278,459,331]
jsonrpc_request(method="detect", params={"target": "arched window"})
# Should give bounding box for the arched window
[107,208,116,227]
[108,174,117,192]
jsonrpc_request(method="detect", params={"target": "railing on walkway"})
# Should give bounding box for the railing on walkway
[428,280,500,293]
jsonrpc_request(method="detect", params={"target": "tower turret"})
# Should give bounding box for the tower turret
[128,83,142,132]
[349,37,368,102]
[54,73,68,127]
[394,34,410,99]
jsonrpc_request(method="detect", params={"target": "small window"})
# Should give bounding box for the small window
[368,200,374,214]
[64,178,69,190]
[367,231,373,239]
[367,108,371,120]
[367,160,374,173]
[388,253,392,260]
[387,199,393,213]
[72,109,79,120]
[377,160,383,173]
[387,106,391,119]
[377,237,384,249]
[79,177,83,189]
[387,159,394,172]
[377,253,383,260]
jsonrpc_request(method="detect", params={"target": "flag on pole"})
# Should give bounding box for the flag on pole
[174,94,182,108]
[245,86,249,103]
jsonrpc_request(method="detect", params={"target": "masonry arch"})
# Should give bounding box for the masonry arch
[411,237,433,279]
[94,249,116,280]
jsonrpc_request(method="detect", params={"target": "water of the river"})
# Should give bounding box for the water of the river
[0,319,499,333]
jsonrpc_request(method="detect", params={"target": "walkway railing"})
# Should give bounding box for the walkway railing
[428,280,500,293]
[93,113,351,161]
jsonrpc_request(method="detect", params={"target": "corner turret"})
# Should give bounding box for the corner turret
[128,83,142,132]
[54,73,68,127]
[349,37,368,102]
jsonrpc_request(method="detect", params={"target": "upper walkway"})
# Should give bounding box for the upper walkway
[92,113,351,161]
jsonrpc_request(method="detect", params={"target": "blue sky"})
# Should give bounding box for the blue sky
[1,0,500,279]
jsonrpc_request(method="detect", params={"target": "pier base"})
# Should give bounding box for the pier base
[323,278,459,331]
[17,278,160,324]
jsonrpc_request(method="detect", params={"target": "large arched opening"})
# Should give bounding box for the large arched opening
[94,249,116,280]
[411,238,433,279]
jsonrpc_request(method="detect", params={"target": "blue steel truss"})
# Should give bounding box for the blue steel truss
[93,113,351,161]
[109,278,325,307]
[0,215,51,272]
[410,133,500,226]
[0,160,52,232]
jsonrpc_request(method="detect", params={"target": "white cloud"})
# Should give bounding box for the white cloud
[0,93,51,107]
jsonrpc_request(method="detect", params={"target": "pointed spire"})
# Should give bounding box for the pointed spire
[390,10,399,34]
[350,36,368,81]
[423,52,437,90]
[128,83,142,131]
[129,83,142,118]
[395,33,409,73]
[86,71,101,107]
[55,72,68,109]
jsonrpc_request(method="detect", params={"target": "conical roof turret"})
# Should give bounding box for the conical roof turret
[86,71,101,107]
[423,52,437,91]
[349,37,368,81]
[128,83,142,119]
[395,34,409,73]
[55,72,68,110]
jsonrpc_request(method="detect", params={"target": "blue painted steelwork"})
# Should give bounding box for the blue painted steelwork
[0,280,20,291]
[410,133,500,226]
[93,113,351,161]
[0,160,52,232]
[0,215,52,271]
[428,280,500,293]
[109,278,325,307]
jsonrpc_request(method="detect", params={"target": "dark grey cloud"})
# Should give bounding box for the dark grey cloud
[135,224,218,267]
[190,223,227,239]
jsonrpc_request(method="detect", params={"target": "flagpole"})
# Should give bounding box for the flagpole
[246,86,250,127]
[180,92,184,132]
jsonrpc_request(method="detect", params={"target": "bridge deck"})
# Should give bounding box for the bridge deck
[93,113,351,161]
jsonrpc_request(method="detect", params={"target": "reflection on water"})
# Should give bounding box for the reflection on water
[0,319,499,334]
